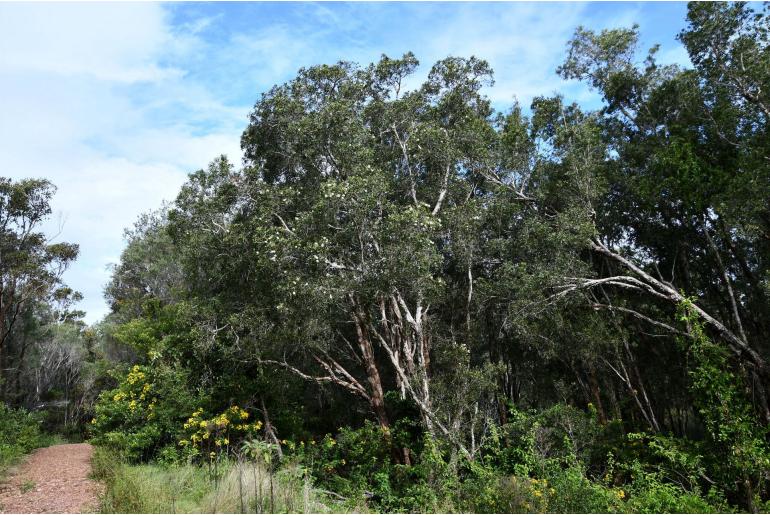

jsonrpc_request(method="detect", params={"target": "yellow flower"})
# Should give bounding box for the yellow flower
[533,490,543,498]
[616,490,625,499]
[126,366,146,385]
[90,418,97,424]
[223,438,229,445]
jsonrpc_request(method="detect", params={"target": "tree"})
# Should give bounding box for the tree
[167,54,518,459]
[0,178,79,393]
[105,206,184,323]
[556,2,770,417]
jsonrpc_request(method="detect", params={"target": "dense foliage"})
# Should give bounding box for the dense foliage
[3,2,769,513]
[0,403,58,474]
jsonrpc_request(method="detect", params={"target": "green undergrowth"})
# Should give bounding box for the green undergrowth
[90,446,360,513]
[0,403,61,478]
[288,417,732,514]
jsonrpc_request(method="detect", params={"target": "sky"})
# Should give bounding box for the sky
[0,1,692,324]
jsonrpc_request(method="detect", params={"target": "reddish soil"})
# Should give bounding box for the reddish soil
[0,443,100,514]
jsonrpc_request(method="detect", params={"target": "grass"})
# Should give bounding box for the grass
[20,479,36,493]
[91,447,362,513]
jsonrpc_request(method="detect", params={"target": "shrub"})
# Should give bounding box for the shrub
[180,405,262,464]
[292,421,392,503]
[90,363,203,461]
[479,404,606,477]
[287,420,452,512]
[622,459,730,514]
[0,403,53,473]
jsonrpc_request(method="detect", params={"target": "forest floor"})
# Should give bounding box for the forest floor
[0,443,100,513]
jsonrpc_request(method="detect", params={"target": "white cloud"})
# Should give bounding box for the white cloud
[0,3,182,83]
[48,155,191,322]
[415,2,589,105]
[0,3,243,323]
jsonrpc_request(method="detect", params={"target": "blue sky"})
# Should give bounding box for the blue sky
[0,1,691,324]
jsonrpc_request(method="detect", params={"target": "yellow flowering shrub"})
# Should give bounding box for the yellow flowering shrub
[180,406,262,460]
[92,366,158,429]
[90,363,201,462]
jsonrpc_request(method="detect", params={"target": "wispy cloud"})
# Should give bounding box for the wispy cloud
[0,2,237,322]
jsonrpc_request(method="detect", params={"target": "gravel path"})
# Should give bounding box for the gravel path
[0,443,100,514]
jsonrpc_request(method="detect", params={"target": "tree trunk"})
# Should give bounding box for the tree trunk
[260,397,283,460]
[352,310,390,430]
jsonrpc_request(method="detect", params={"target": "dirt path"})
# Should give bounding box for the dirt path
[0,443,100,514]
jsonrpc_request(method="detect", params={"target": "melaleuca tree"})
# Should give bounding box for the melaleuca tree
[167,54,523,458]
[472,95,622,419]
[556,2,770,422]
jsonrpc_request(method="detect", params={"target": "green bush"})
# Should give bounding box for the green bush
[0,403,54,473]
[284,406,732,513]
[287,420,452,512]
[477,404,607,477]
[622,460,730,514]
[543,465,625,513]
[90,363,203,461]
[291,422,392,504]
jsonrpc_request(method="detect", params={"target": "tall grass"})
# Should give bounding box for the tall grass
[91,447,361,513]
